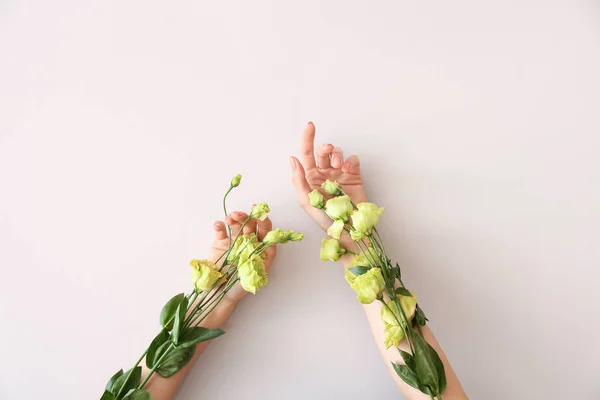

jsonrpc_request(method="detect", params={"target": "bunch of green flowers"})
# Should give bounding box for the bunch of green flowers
[100,174,303,400]
[311,180,447,399]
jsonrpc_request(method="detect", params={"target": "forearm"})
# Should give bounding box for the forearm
[339,255,467,400]
[141,298,238,400]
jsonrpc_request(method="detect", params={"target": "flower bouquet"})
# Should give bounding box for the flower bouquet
[100,174,303,400]
[311,180,447,399]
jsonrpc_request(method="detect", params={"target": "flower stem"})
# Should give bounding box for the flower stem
[138,342,174,389]
[116,349,148,397]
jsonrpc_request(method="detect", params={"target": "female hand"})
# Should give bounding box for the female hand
[206,211,276,304]
[290,122,368,248]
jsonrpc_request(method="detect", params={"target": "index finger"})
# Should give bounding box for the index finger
[300,122,317,170]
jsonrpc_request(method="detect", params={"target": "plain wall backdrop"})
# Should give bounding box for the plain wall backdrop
[1,1,599,399]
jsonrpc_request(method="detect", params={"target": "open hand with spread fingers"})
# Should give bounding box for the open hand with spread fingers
[290,122,368,250]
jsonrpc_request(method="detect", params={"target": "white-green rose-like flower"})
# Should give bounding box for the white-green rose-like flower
[238,254,268,294]
[347,248,380,269]
[230,173,242,187]
[250,202,270,221]
[327,220,345,240]
[190,259,223,292]
[321,179,342,196]
[227,233,263,265]
[325,195,353,222]
[350,202,384,240]
[319,237,347,262]
[344,267,385,304]
[380,292,417,348]
[308,189,325,209]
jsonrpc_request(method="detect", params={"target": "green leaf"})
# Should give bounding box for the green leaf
[105,369,123,392]
[179,327,225,348]
[394,287,412,297]
[415,306,428,326]
[112,366,142,398]
[123,389,151,400]
[412,335,446,396]
[392,363,423,391]
[160,293,185,330]
[146,329,170,369]
[172,297,189,345]
[156,345,196,378]
[348,266,370,276]
[100,390,117,400]
[399,350,416,372]
[395,262,402,279]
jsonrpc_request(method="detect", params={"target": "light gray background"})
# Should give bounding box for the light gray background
[1,1,599,399]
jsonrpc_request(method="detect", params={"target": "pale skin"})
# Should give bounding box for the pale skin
[140,123,468,399]
[290,122,468,399]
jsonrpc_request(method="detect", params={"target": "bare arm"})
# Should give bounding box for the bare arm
[290,122,467,399]
[141,212,277,400]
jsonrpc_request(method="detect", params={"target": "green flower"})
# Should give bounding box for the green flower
[285,230,304,242]
[263,228,286,244]
[347,248,380,269]
[380,292,418,348]
[383,324,405,349]
[227,233,262,265]
[325,195,353,222]
[238,254,268,294]
[190,259,223,292]
[308,189,325,209]
[350,202,384,240]
[345,267,385,304]
[327,219,345,240]
[319,237,347,262]
[250,202,270,221]
[230,174,242,187]
[321,180,342,196]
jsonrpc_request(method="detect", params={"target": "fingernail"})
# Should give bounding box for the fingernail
[213,223,221,229]
[289,156,297,171]
[307,121,313,128]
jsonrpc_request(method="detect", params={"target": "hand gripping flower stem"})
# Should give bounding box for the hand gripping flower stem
[313,180,449,399]
[101,175,303,400]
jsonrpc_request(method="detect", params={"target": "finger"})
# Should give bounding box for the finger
[243,217,257,235]
[342,154,361,174]
[263,245,277,272]
[290,156,336,230]
[316,143,334,169]
[226,211,249,237]
[290,156,312,204]
[331,146,344,169]
[213,220,228,241]
[257,216,273,241]
[300,122,317,170]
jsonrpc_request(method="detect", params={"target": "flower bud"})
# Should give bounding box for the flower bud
[321,179,342,196]
[319,237,347,262]
[250,202,270,221]
[308,189,325,209]
[285,230,304,242]
[230,174,242,187]
[263,228,286,244]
